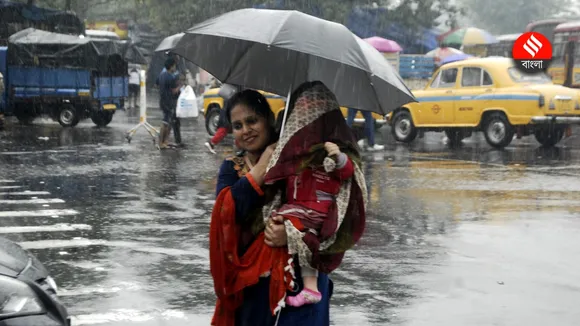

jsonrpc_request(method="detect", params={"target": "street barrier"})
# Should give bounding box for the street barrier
[398,55,435,79]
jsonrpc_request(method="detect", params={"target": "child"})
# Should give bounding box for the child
[259,80,365,314]
[275,140,355,307]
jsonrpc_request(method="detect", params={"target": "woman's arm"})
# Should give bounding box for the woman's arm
[216,160,265,223]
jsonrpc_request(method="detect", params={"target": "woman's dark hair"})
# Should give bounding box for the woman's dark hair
[225,89,279,145]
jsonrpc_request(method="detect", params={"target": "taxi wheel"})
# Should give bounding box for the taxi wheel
[534,127,565,147]
[205,106,221,136]
[391,111,417,143]
[483,113,514,149]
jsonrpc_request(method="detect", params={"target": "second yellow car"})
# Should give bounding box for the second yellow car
[387,57,580,148]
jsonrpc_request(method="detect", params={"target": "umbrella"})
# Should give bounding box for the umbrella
[171,8,416,124]
[363,36,403,53]
[155,33,185,53]
[441,27,497,46]
[426,46,464,65]
[440,53,473,65]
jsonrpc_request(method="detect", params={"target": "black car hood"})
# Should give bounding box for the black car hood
[0,237,48,280]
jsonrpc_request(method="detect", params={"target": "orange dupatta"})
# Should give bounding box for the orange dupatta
[209,186,294,326]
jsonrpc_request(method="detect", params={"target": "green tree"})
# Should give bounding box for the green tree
[142,0,464,36]
[463,0,572,34]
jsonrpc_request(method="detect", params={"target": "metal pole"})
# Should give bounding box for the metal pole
[125,69,159,146]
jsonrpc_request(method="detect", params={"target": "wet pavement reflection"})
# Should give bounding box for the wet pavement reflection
[1,110,579,325]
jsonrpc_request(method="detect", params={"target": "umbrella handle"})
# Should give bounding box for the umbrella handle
[279,84,293,136]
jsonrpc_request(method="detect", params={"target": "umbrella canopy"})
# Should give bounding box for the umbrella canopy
[426,46,464,66]
[363,36,402,53]
[441,27,497,46]
[440,53,473,65]
[171,8,415,116]
[155,33,185,53]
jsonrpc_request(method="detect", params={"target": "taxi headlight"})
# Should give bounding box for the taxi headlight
[0,275,44,318]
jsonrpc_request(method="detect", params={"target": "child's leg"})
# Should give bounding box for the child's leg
[211,127,228,145]
[301,265,319,292]
[205,127,228,153]
[286,265,322,307]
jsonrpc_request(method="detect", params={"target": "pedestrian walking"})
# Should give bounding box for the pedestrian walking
[204,108,230,154]
[204,84,240,154]
[128,67,140,110]
[171,74,187,148]
[157,57,181,149]
[346,108,385,151]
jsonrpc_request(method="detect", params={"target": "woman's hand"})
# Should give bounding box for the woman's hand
[257,142,277,167]
[249,142,277,186]
[324,142,341,157]
[265,215,287,247]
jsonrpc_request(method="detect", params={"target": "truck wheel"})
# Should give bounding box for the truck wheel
[91,111,114,127]
[534,127,564,147]
[205,106,221,136]
[483,113,514,149]
[391,110,418,143]
[58,105,80,127]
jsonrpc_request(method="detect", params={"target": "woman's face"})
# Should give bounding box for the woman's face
[230,103,270,153]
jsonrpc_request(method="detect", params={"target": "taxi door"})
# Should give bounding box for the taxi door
[415,67,458,126]
[452,67,494,126]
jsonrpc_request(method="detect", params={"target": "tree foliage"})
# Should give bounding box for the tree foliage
[26,0,465,36]
[462,0,573,34]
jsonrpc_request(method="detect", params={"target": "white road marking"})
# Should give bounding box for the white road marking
[0,224,91,234]
[0,198,65,204]
[0,209,79,218]
[0,191,51,195]
[0,186,22,189]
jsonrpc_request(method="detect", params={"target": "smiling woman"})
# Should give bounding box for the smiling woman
[210,89,335,325]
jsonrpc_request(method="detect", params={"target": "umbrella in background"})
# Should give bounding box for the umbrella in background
[440,53,473,65]
[426,46,464,66]
[155,33,185,53]
[363,36,403,53]
[441,27,497,46]
[172,8,415,127]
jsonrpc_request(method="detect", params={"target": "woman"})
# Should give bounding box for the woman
[210,85,365,326]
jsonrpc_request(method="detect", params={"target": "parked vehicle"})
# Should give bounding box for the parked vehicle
[201,87,386,136]
[0,236,70,326]
[386,57,580,148]
[0,28,135,127]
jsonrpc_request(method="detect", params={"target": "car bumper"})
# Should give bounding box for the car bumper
[531,116,580,124]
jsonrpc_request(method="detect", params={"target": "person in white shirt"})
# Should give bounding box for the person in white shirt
[128,68,140,110]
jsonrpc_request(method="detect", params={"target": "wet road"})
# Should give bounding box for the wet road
[1,107,580,326]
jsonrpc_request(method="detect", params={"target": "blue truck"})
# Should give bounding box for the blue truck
[0,28,131,127]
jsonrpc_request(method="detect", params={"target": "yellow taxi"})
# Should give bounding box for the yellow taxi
[202,87,386,135]
[386,57,580,148]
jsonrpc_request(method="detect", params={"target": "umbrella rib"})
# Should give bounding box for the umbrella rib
[268,11,293,44]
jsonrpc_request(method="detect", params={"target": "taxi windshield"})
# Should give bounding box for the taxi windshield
[507,67,552,84]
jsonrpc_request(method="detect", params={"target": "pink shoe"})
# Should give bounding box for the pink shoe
[285,288,322,307]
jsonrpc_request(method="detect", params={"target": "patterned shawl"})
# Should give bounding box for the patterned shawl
[263,82,367,274]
